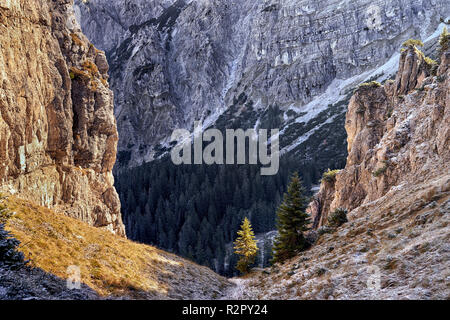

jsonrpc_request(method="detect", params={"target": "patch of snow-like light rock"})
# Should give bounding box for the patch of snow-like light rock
[423,16,450,43]
[202,1,259,133]
[280,54,399,154]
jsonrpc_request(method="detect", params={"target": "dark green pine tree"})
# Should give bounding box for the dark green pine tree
[272,172,310,264]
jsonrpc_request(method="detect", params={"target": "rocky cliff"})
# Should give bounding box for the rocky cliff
[0,0,125,235]
[75,0,450,171]
[226,42,450,300]
[311,44,449,226]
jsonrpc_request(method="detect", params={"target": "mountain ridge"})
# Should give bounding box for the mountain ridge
[75,0,450,172]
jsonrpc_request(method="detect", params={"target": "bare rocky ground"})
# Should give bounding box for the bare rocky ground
[223,180,449,300]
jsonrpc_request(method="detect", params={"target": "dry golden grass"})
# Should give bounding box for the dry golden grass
[2,196,188,297]
[81,60,99,77]
[70,33,84,47]
[70,60,107,91]
[69,66,90,81]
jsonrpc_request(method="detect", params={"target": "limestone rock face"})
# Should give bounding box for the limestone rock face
[394,47,431,95]
[74,0,450,170]
[309,179,336,229]
[0,0,125,236]
[311,46,449,225]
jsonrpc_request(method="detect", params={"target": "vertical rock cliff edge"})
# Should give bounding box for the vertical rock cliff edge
[0,0,125,236]
[310,45,449,228]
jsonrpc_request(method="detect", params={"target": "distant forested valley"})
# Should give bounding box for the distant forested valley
[115,151,343,276]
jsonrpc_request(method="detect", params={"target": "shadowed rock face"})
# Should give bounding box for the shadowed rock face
[309,178,336,229]
[0,0,125,236]
[75,0,450,170]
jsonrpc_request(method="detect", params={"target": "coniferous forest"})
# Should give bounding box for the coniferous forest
[114,95,347,275]
[115,154,330,276]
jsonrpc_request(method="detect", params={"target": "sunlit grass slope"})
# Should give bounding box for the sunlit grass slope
[2,196,230,299]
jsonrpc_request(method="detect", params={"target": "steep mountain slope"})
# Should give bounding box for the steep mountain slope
[75,0,450,171]
[0,0,124,235]
[310,44,450,226]
[226,45,450,300]
[227,188,449,299]
[1,195,231,299]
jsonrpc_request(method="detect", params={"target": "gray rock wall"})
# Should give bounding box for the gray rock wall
[75,0,450,170]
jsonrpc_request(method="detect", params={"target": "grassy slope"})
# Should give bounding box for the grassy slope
[2,196,231,299]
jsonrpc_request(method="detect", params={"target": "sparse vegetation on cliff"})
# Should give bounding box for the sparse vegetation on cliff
[70,60,107,90]
[82,60,99,77]
[70,33,84,47]
[69,66,90,81]
[372,161,389,177]
[357,81,381,90]
[321,169,340,183]
[401,39,424,48]
[400,39,437,74]
[439,26,449,53]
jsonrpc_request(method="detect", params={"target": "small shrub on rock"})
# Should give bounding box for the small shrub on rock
[402,39,424,48]
[327,208,348,229]
[372,160,389,177]
[358,81,381,90]
[439,26,449,54]
[321,169,340,183]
